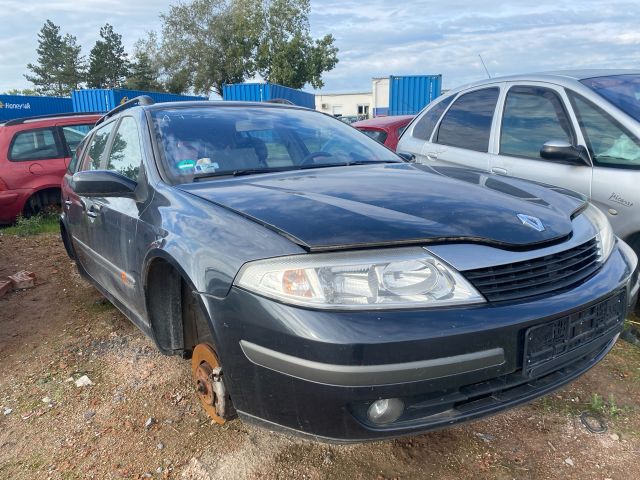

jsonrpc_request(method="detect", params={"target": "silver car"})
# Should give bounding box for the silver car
[398,70,640,254]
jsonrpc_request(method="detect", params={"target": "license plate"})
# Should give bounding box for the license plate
[523,291,625,376]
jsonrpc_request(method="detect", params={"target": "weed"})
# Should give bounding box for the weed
[2,214,58,236]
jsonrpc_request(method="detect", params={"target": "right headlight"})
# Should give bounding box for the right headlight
[583,203,615,262]
[234,247,485,310]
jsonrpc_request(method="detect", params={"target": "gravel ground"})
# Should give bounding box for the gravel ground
[1,232,639,479]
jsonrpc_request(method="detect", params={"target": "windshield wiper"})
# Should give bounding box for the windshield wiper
[192,160,402,182]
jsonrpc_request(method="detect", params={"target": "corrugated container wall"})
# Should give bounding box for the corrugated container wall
[0,95,73,122]
[222,83,315,109]
[388,75,442,116]
[72,89,207,113]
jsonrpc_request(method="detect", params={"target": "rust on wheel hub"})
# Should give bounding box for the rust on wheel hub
[191,343,227,424]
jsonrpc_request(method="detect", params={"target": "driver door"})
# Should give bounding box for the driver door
[489,83,592,197]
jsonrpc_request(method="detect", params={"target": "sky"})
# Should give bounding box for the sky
[1,0,639,95]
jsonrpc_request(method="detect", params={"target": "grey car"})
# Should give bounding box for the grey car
[398,70,640,255]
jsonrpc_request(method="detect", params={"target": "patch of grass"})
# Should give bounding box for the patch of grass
[1,214,59,236]
[588,393,628,418]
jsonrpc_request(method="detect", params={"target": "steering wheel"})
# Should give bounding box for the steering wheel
[300,151,333,165]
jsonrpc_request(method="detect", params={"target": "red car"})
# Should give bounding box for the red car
[352,115,414,151]
[0,113,100,224]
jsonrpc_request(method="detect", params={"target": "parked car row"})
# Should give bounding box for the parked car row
[2,70,639,443]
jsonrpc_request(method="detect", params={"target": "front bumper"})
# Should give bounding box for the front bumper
[203,243,638,442]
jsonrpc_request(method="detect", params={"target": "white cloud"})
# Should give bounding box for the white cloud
[1,0,639,94]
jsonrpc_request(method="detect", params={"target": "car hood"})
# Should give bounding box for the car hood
[177,163,586,251]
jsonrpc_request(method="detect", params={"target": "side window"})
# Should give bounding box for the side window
[61,124,95,156]
[436,88,499,152]
[500,86,574,159]
[82,121,115,171]
[568,92,640,168]
[413,95,455,141]
[69,135,90,173]
[9,128,63,161]
[359,129,388,144]
[106,117,143,180]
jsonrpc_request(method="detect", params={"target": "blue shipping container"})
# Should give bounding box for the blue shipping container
[72,89,207,113]
[0,95,73,122]
[222,82,315,109]
[388,75,442,116]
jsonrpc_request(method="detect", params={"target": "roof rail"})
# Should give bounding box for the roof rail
[96,95,155,126]
[2,111,102,127]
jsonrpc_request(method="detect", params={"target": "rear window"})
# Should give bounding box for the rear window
[357,129,388,145]
[580,74,640,122]
[61,124,94,155]
[9,128,63,161]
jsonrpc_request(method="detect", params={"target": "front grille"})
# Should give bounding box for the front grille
[465,238,601,302]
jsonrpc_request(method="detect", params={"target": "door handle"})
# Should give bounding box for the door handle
[491,167,508,175]
[64,200,72,206]
[86,204,102,218]
[426,153,438,161]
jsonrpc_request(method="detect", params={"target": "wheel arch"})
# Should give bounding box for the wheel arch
[142,250,220,357]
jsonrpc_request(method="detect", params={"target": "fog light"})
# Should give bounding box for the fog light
[367,398,404,425]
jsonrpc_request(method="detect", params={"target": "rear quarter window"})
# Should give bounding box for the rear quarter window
[8,127,64,161]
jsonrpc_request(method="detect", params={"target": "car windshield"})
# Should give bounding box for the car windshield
[150,106,400,184]
[580,74,640,121]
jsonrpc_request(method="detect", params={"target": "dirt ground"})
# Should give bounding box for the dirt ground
[1,232,639,480]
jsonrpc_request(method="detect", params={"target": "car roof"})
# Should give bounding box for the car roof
[142,100,308,112]
[450,69,640,93]
[352,115,414,129]
[0,112,101,128]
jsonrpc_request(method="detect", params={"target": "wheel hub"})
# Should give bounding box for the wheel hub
[191,343,231,424]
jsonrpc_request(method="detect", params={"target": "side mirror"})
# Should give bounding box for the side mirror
[540,140,590,165]
[397,152,416,163]
[71,170,137,197]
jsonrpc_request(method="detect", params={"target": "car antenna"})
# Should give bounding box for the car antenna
[478,54,492,79]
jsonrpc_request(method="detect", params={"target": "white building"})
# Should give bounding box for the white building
[315,77,392,119]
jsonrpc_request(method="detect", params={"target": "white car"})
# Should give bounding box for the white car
[398,70,640,254]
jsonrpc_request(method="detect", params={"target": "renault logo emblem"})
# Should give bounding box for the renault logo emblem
[517,213,545,232]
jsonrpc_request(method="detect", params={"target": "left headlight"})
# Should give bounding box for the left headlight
[583,203,615,262]
[234,247,485,310]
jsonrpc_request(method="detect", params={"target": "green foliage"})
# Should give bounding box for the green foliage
[3,214,59,237]
[157,0,338,95]
[2,88,39,96]
[255,0,338,89]
[24,20,85,96]
[159,0,259,96]
[126,32,164,91]
[87,23,130,89]
[589,393,626,418]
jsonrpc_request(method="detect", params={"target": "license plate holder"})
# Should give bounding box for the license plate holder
[523,291,625,377]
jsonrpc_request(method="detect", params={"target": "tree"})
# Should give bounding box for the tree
[59,34,85,92]
[256,0,338,89]
[126,33,164,91]
[2,88,39,96]
[87,23,130,89]
[159,0,261,96]
[25,20,85,96]
[156,0,338,96]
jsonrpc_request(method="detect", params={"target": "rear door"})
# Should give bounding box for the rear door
[567,90,640,240]
[5,126,66,192]
[427,87,501,171]
[489,83,592,197]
